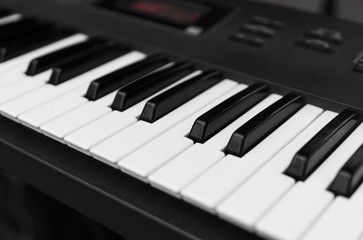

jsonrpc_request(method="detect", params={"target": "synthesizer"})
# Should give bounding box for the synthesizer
[0,0,363,239]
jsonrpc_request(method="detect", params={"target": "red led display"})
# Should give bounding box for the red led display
[130,0,204,24]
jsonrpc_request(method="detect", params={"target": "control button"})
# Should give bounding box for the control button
[241,24,276,37]
[231,16,284,47]
[306,28,343,44]
[251,16,284,29]
[270,20,285,29]
[231,33,265,47]
[296,39,334,53]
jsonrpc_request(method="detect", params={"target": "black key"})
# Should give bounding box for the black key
[0,21,56,44]
[140,70,223,123]
[328,144,363,197]
[25,38,107,76]
[189,83,270,143]
[85,54,170,101]
[48,43,130,85]
[225,93,303,157]
[285,109,359,181]
[0,18,40,41]
[112,61,195,111]
[0,25,73,62]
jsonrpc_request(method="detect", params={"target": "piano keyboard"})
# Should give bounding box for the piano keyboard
[1,3,363,240]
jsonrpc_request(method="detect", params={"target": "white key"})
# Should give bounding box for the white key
[92,120,153,167]
[20,54,166,129]
[300,136,363,240]
[65,111,137,154]
[301,197,354,240]
[64,71,200,153]
[149,144,225,197]
[0,34,87,73]
[91,80,238,166]
[203,95,282,150]
[0,71,52,105]
[165,83,248,137]
[0,13,22,26]
[146,94,283,195]
[254,111,336,176]
[41,103,111,143]
[119,134,194,181]
[92,90,117,107]
[18,86,89,130]
[0,84,57,121]
[149,80,237,133]
[120,71,202,119]
[40,90,118,142]
[118,84,250,179]
[217,110,331,230]
[255,182,334,240]
[0,34,87,87]
[181,105,322,213]
[304,123,363,190]
[302,185,363,240]
[0,66,28,88]
[0,52,145,119]
[218,173,295,231]
[341,185,363,239]
[65,106,141,153]
[255,122,363,240]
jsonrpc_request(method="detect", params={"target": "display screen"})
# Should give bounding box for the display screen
[98,0,231,35]
[129,0,209,25]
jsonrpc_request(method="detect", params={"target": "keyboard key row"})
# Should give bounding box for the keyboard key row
[0,10,363,240]
[256,122,363,240]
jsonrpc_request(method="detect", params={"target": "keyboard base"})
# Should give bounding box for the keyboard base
[0,116,263,240]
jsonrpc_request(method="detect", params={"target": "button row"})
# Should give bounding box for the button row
[306,28,343,44]
[296,27,343,53]
[231,16,284,47]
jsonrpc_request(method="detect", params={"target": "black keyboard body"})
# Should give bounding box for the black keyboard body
[0,0,363,239]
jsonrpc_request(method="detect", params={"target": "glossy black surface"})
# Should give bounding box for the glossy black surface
[0,18,41,41]
[225,93,303,157]
[49,43,130,85]
[0,20,51,43]
[85,53,169,101]
[0,24,72,62]
[26,38,106,76]
[285,109,360,181]
[189,83,269,143]
[112,61,195,111]
[140,70,223,123]
[328,144,363,197]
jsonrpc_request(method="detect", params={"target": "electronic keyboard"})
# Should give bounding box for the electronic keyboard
[0,0,363,239]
